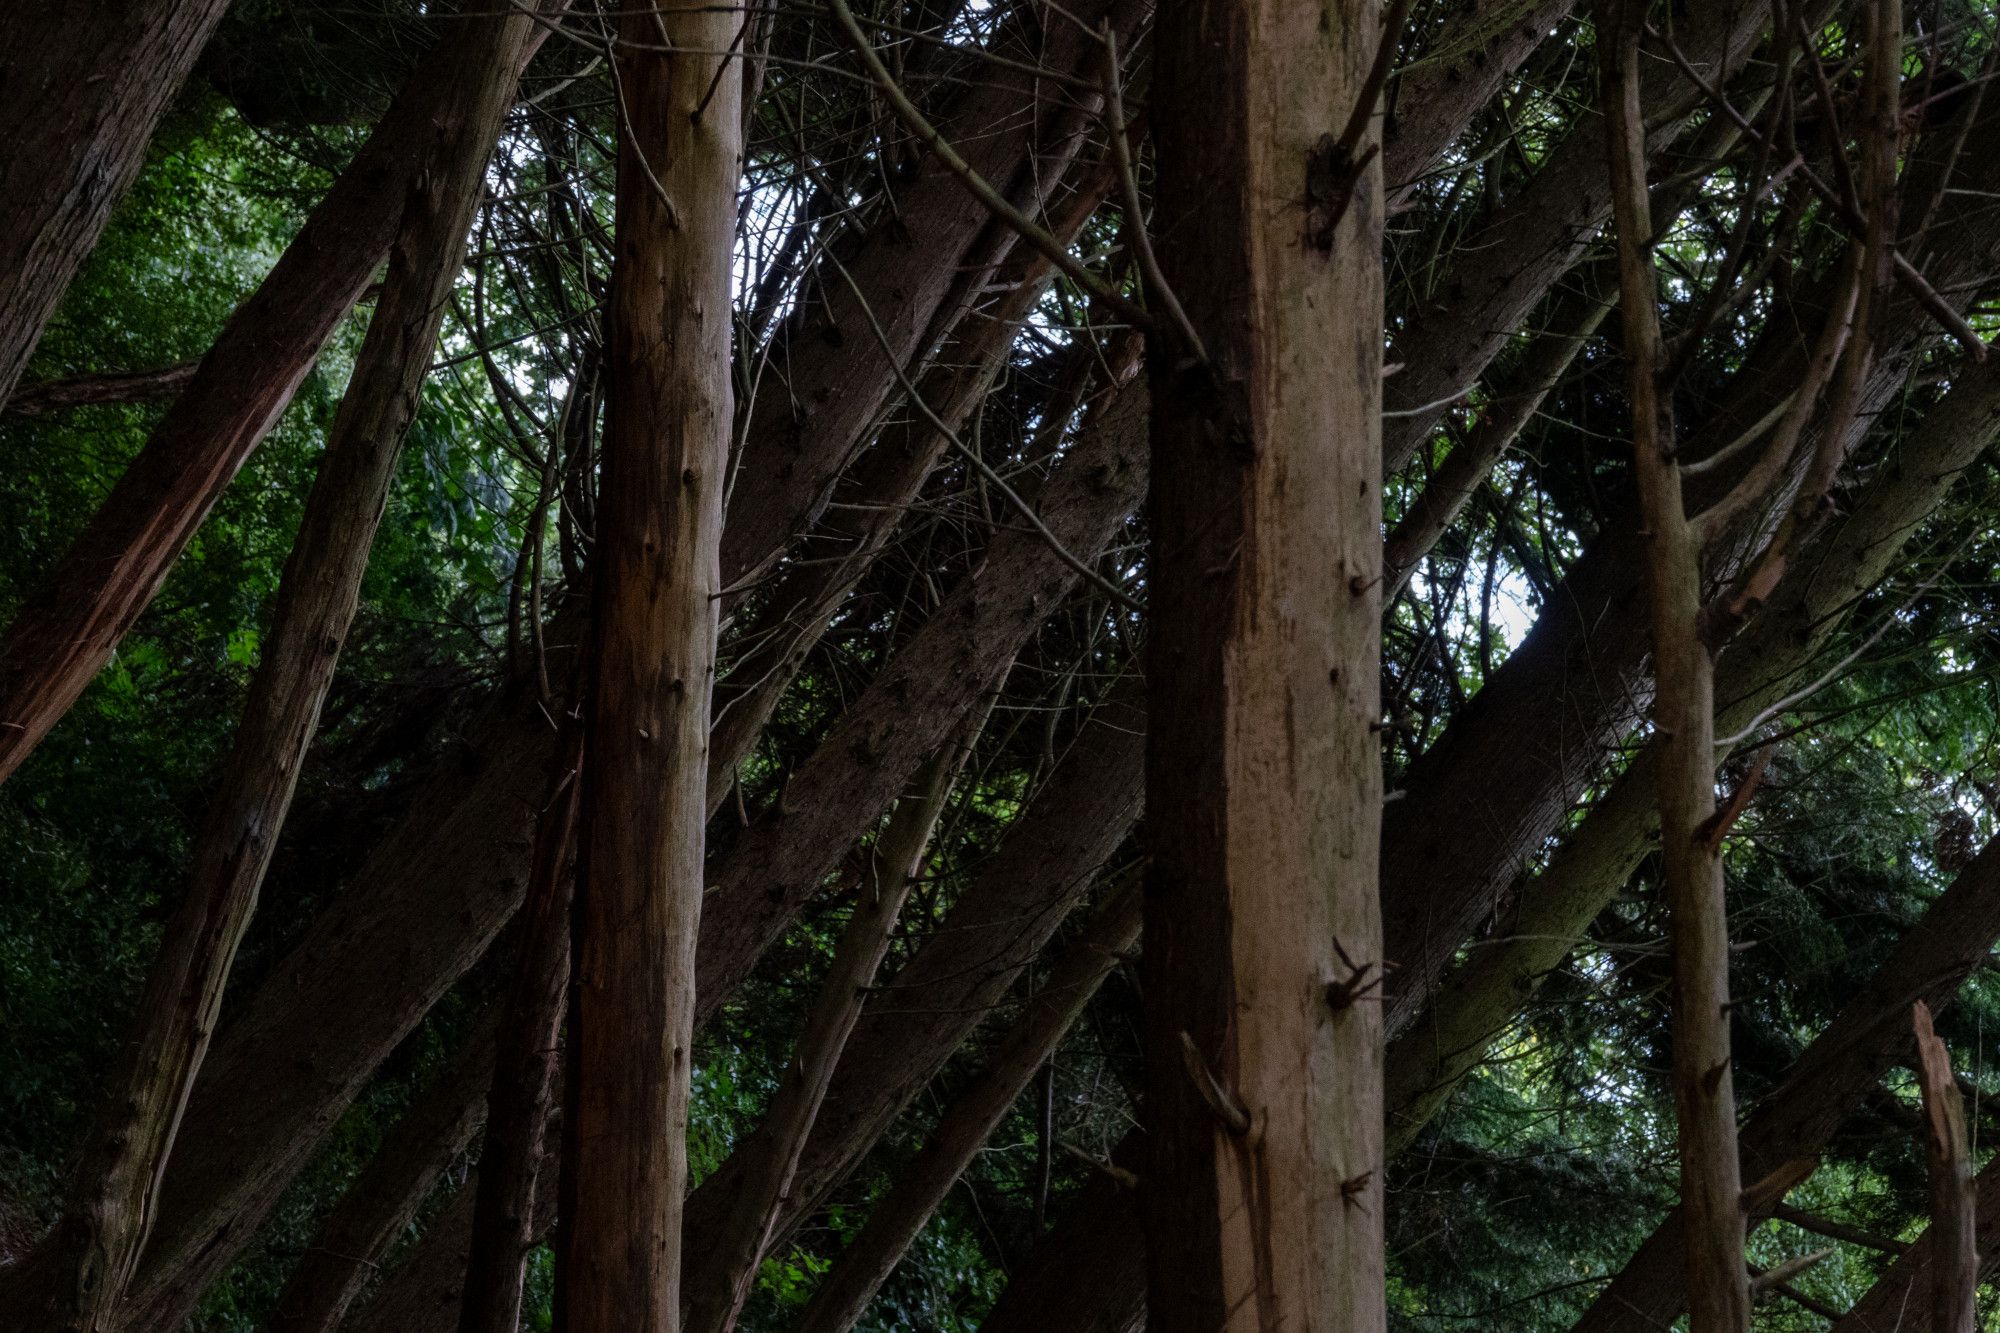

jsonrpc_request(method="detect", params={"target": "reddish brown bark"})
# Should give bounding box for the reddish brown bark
[0,0,232,404]
[2,363,199,417]
[792,882,1141,1333]
[0,4,560,787]
[1142,0,1385,1324]
[0,11,544,1325]
[457,720,583,1333]
[558,0,740,1325]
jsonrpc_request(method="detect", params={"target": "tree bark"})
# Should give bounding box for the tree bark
[0,10,543,1326]
[0,3,560,787]
[558,0,740,1326]
[1386,341,2000,1155]
[792,881,1141,1333]
[717,0,1140,593]
[1141,0,1384,1327]
[267,1024,494,1333]
[457,718,584,1333]
[2,362,200,417]
[0,0,233,405]
[1912,1002,1976,1333]
[1601,4,1748,1324]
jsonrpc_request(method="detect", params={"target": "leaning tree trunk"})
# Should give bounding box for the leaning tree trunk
[557,0,740,1327]
[0,0,234,405]
[1141,0,1385,1325]
[0,2,559,788]
[0,9,543,1327]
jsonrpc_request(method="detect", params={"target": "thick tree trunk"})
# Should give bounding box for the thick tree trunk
[0,0,233,405]
[267,1026,494,1333]
[0,11,542,1326]
[685,737,969,1333]
[792,881,1141,1333]
[457,719,584,1333]
[1141,0,1384,1327]
[0,4,559,787]
[558,1,740,1327]
[102,3,1575,1309]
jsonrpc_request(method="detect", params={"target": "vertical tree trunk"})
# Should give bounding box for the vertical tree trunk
[458,718,586,1333]
[684,736,971,1333]
[1141,0,1385,1325]
[0,4,560,787]
[0,11,543,1327]
[1600,3,1749,1327]
[0,0,233,405]
[1912,1002,1976,1333]
[558,0,740,1327]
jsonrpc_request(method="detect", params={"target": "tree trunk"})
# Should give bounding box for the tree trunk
[792,881,1141,1333]
[0,3,560,787]
[2,362,200,417]
[558,0,739,1326]
[1601,4,1748,1324]
[268,1025,494,1333]
[0,11,542,1325]
[685,736,970,1333]
[1141,0,1384,1326]
[457,718,585,1333]
[1912,1002,1976,1333]
[0,0,233,405]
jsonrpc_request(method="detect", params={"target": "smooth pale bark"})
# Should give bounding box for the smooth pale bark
[685,737,970,1333]
[1141,0,1383,1326]
[0,11,544,1326]
[457,719,584,1333]
[792,882,1142,1333]
[0,5,562,787]
[1912,1002,1976,1333]
[0,0,232,404]
[267,1025,495,1333]
[1601,6,1747,1325]
[559,0,739,1327]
